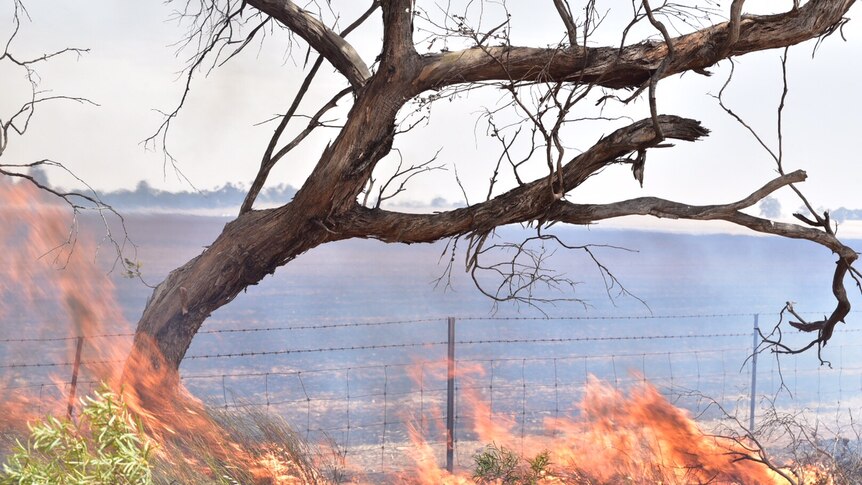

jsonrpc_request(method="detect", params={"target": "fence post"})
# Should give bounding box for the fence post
[749,314,759,432]
[446,316,455,473]
[67,336,84,419]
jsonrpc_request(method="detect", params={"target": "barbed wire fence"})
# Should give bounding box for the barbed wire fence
[2,312,861,476]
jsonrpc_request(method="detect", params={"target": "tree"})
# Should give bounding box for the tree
[4,1,861,397]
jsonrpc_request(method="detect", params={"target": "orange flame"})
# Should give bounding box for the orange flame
[0,179,129,423]
[400,362,792,484]
[0,178,841,484]
[0,179,314,483]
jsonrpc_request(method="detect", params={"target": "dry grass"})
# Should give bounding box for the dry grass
[149,405,332,484]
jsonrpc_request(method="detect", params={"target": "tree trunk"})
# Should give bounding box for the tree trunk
[123,18,421,392]
[127,209,325,376]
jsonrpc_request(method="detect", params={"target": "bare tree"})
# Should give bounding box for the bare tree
[7,1,860,395]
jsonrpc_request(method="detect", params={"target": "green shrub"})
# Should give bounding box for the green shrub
[1,385,154,485]
[473,443,550,485]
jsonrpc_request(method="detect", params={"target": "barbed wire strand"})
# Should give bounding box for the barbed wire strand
[2,310,858,343]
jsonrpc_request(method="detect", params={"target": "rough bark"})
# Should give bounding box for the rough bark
[129,208,330,374]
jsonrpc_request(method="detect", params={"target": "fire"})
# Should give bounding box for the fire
[0,177,845,484]
[0,179,314,483]
[791,464,834,485]
[0,179,125,424]
[552,378,783,483]
[400,363,796,485]
[405,421,474,485]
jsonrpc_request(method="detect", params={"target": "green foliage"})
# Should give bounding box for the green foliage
[528,450,550,478]
[1,385,154,485]
[472,443,550,485]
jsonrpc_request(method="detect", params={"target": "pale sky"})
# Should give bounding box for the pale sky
[2,0,861,218]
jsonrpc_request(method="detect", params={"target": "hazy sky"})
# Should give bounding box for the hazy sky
[1,1,861,217]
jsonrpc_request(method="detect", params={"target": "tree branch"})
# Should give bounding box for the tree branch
[246,0,372,89]
[552,0,579,47]
[340,166,858,352]
[239,2,380,214]
[380,0,417,63]
[416,0,854,91]
[548,179,854,261]
[336,115,709,242]
[339,169,816,245]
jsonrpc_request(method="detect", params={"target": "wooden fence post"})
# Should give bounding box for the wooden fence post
[67,336,84,419]
[447,317,455,473]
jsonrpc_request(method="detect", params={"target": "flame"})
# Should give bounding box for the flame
[400,362,794,485]
[404,421,474,485]
[786,463,839,485]
[0,179,124,423]
[0,177,844,484]
[0,179,315,483]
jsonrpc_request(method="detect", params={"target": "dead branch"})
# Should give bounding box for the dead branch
[341,167,858,327]
[371,148,445,209]
[143,0,249,183]
[715,42,859,359]
[459,230,644,311]
[464,231,585,313]
[690,391,799,485]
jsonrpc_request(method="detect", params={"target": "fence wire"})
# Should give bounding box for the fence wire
[2,313,861,475]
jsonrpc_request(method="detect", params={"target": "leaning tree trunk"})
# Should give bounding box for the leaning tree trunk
[122,6,420,394]
[126,209,326,381]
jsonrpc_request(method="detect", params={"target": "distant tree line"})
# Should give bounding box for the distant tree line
[29,166,297,212]
[757,196,862,224]
[831,208,862,223]
[99,180,298,212]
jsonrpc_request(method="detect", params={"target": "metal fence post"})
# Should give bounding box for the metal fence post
[446,316,455,473]
[749,314,759,432]
[67,336,84,419]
